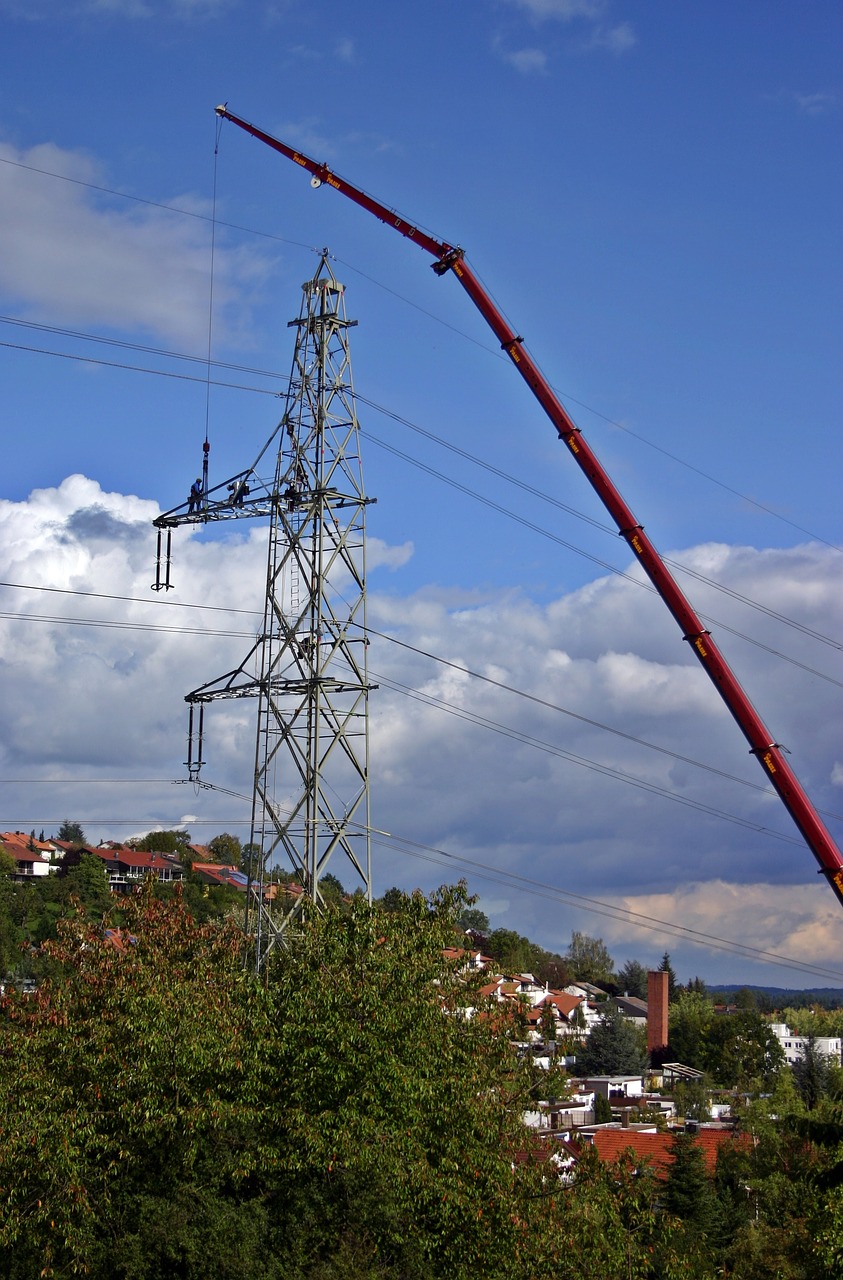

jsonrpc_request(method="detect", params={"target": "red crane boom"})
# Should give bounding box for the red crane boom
[215,104,843,907]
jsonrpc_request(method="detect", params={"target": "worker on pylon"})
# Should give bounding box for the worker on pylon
[187,477,203,514]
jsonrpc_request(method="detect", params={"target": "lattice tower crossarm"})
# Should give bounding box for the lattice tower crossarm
[184,253,376,965]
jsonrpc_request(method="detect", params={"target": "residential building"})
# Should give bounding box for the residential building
[770,1022,842,1066]
[0,831,58,880]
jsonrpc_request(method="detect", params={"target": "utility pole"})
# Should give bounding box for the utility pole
[157,252,375,967]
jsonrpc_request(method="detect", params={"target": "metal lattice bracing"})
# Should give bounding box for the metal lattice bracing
[179,253,375,965]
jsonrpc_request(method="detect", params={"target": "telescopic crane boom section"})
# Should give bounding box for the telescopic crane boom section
[214,104,843,907]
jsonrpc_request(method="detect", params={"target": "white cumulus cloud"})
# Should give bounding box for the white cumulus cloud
[0,140,274,348]
[2,475,842,984]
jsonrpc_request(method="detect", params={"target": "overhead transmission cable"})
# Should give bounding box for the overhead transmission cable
[2,577,843,828]
[2,335,841,683]
[4,785,841,980]
[2,314,841,668]
[0,148,839,554]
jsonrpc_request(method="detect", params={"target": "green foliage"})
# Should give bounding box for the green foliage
[668,989,714,1070]
[566,931,615,985]
[664,1131,721,1235]
[458,906,489,933]
[57,820,85,844]
[533,954,571,988]
[659,951,678,999]
[0,875,18,978]
[486,926,543,975]
[792,1037,835,1110]
[2,878,839,1278]
[0,885,575,1279]
[129,828,191,854]
[0,891,266,1278]
[593,1092,613,1124]
[318,871,346,905]
[673,1080,710,1123]
[703,1008,785,1089]
[62,852,113,917]
[377,885,405,913]
[206,832,243,865]
[714,1090,833,1278]
[576,1003,647,1076]
[241,842,262,876]
[617,957,648,999]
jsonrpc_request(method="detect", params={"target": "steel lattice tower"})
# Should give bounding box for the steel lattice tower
[158,252,374,966]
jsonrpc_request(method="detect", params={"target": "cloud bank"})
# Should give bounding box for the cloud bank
[2,475,841,984]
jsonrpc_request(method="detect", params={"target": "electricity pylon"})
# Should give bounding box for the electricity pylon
[156,252,375,966]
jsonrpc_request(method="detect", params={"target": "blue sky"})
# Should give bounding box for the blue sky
[1,0,842,986]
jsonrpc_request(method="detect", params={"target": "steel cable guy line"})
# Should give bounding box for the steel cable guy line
[19,764,829,980]
[368,627,843,824]
[5,610,839,834]
[0,594,808,797]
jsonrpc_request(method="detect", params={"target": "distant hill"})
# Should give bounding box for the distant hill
[707,984,843,1009]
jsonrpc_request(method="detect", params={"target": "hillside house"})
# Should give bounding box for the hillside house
[1,832,58,880]
[59,844,185,891]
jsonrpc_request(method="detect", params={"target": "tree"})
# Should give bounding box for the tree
[566,931,615,985]
[0,852,20,978]
[0,886,567,1279]
[534,955,571,989]
[240,842,262,877]
[57,820,85,845]
[458,906,489,933]
[206,832,243,865]
[792,1037,834,1110]
[673,1080,710,1123]
[61,852,113,917]
[663,1130,722,1271]
[128,828,191,855]
[0,891,272,1279]
[576,1004,647,1075]
[617,958,649,999]
[658,951,678,1000]
[593,1093,612,1124]
[704,1007,785,1089]
[487,927,538,974]
[668,990,714,1071]
[318,871,346,905]
[378,885,406,913]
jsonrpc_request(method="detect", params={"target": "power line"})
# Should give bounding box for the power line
[370,829,843,984]
[7,784,837,982]
[375,675,805,844]
[2,578,842,829]
[0,148,839,553]
[4,318,841,671]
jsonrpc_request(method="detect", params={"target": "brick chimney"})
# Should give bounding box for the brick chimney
[647,969,669,1055]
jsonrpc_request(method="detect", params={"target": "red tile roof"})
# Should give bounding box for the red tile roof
[591,1127,738,1175]
[0,832,54,860]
